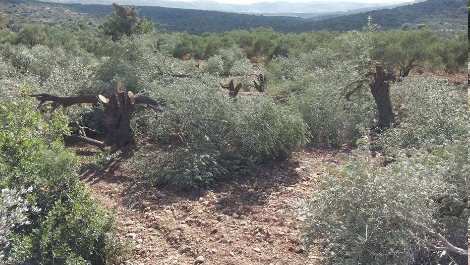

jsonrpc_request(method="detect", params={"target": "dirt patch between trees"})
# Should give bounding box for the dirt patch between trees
[75,143,350,265]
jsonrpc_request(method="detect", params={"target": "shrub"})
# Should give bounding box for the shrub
[92,34,169,95]
[130,76,309,189]
[0,97,126,264]
[375,76,468,154]
[302,141,468,265]
[267,46,376,147]
[202,55,224,75]
[0,187,39,263]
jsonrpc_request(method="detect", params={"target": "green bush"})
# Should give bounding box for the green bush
[130,76,309,189]
[375,76,468,154]
[2,44,94,96]
[202,55,224,75]
[92,34,172,95]
[303,141,468,265]
[0,187,39,262]
[267,46,376,147]
[0,98,126,264]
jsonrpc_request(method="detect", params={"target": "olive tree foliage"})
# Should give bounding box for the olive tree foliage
[200,46,251,77]
[432,33,468,74]
[1,44,94,93]
[130,75,309,189]
[266,31,376,147]
[0,187,39,263]
[92,36,160,94]
[0,13,7,29]
[302,77,468,264]
[375,77,468,155]
[15,24,48,47]
[100,3,154,41]
[303,141,468,265]
[76,32,309,189]
[0,43,98,130]
[369,29,466,76]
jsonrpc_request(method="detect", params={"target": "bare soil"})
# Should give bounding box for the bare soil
[72,142,351,265]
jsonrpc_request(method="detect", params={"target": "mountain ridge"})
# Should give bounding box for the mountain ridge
[2,0,466,35]
[40,0,419,17]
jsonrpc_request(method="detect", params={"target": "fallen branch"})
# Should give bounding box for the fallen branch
[424,231,468,256]
[420,225,468,256]
[70,135,105,149]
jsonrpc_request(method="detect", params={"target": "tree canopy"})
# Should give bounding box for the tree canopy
[100,3,154,41]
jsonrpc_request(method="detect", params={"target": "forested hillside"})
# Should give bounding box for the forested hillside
[0,1,467,264]
[0,0,467,34]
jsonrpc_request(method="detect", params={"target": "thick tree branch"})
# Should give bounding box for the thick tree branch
[30,94,99,111]
[30,93,163,111]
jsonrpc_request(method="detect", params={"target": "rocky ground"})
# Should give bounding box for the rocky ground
[69,72,468,265]
[74,142,350,265]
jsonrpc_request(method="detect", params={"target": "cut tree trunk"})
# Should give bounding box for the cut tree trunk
[30,83,160,152]
[369,65,395,128]
[103,88,136,151]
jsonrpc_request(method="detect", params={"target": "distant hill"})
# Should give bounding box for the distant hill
[40,0,416,17]
[0,0,466,35]
[308,0,467,34]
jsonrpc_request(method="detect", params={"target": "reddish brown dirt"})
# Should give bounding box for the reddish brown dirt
[72,142,350,265]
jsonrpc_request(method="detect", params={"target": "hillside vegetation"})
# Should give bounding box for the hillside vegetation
[0,2,468,264]
[0,0,467,35]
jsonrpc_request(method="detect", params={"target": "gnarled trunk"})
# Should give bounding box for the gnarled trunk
[31,83,160,152]
[103,88,136,151]
[369,65,395,128]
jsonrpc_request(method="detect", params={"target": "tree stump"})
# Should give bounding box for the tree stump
[103,84,136,151]
[31,82,160,152]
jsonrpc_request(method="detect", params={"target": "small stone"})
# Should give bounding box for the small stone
[195,255,205,264]
[294,246,305,253]
[126,233,137,239]
[123,220,134,225]
[252,247,261,253]
[232,213,240,218]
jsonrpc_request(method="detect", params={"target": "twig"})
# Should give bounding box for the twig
[72,135,105,148]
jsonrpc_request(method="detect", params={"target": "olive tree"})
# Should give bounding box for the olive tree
[370,29,444,77]
[100,3,154,41]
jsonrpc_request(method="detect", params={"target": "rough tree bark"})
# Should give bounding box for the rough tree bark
[30,83,160,152]
[369,64,396,128]
[102,85,136,151]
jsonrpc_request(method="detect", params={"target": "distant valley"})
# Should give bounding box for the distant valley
[41,0,422,18]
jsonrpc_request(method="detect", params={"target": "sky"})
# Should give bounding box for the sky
[203,0,417,5]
